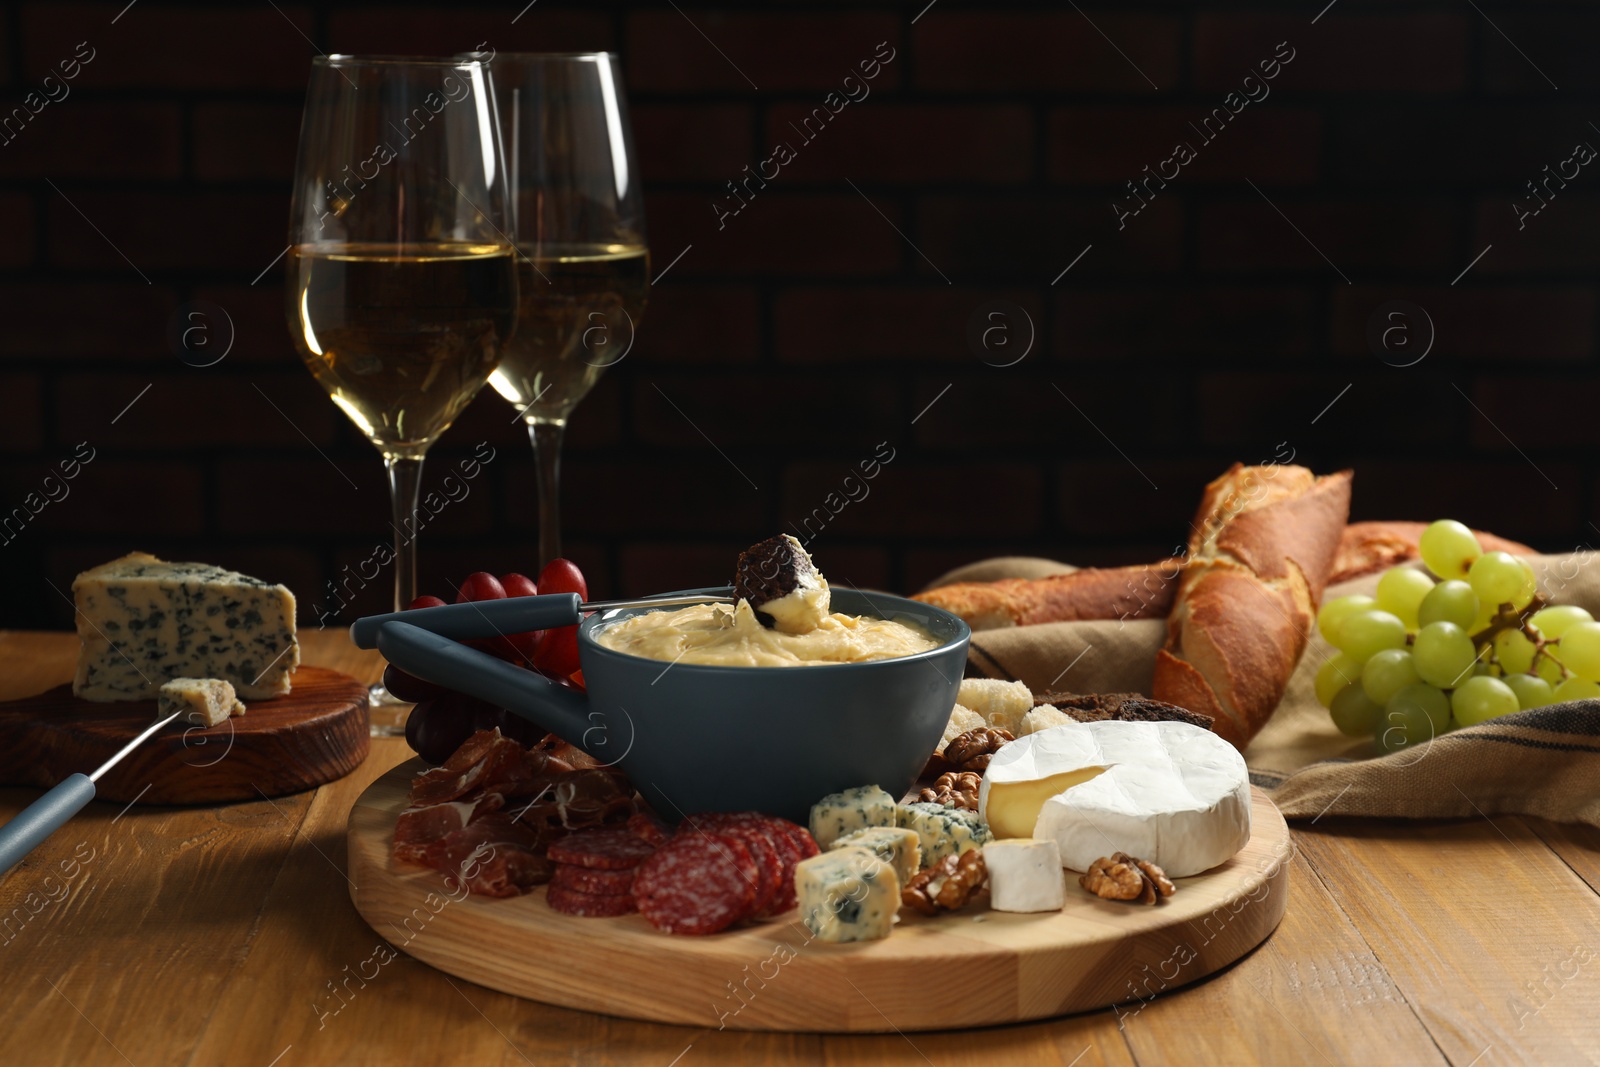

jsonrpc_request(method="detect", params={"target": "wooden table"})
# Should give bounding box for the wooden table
[2,631,1597,1066]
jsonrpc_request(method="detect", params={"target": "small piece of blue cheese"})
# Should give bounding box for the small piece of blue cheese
[809,784,896,849]
[157,677,245,728]
[72,552,298,702]
[796,846,900,943]
[830,826,921,888]
[896,801,993,868]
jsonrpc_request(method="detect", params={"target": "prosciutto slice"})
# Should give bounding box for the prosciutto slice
[391,728,637,897]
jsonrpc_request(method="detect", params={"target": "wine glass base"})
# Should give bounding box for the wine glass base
[366,682,412,738]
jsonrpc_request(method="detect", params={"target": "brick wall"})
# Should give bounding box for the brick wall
[1,1,1595,629]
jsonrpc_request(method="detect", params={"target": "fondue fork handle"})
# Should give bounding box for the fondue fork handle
[375,621,600,753]
[0,710,183,874]
[350,592,736,650]
[351,593,581,649]
[0,774,96,876]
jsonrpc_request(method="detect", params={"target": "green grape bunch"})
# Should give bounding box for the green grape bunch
[1315,519,1595,754]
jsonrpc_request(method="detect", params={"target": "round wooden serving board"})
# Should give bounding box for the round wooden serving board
[0,666,370,804]
[348,759,1291,1032]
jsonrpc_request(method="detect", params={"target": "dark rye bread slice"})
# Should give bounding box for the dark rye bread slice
[1033,691,1216,732]
[733,534,819,629]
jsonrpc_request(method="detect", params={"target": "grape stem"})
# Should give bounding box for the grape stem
[1469,595,1546,646]
[1469,594,1570,680]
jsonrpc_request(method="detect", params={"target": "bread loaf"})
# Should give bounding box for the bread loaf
[1152,464,1351,749]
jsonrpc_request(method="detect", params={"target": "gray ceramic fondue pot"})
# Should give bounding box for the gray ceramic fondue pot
[359,589,970,824]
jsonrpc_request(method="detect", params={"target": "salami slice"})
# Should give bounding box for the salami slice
[627,811,671,848]
[752,823,802,915]
[711,825,779,916]
[548,828,659,870]
[633,834,758,935]
[547,884,638,917]
[551,863,637,896]
[677,812,814,917]
[775,818,820,861]
[677,810,768,835]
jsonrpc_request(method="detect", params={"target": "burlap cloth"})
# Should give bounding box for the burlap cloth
[925,553,1600,827]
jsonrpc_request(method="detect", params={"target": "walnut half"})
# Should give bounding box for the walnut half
[902,849,987,916]
[943,727,1014,771]
[917,771,982,811]
[1079,853,1176,906]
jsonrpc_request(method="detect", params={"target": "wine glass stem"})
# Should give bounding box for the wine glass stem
[529,417,566,568]
[385,453,425,611]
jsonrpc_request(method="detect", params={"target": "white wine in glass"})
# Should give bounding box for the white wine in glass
[286,56,518,727]
[475,52,649,568]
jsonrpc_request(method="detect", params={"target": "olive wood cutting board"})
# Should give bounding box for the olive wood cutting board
[0,666,369,803]
[347,758,1291,1032]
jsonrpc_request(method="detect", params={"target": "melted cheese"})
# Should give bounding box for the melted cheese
[594,600,939,667]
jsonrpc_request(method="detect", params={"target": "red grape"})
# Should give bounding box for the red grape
[533,624,581,679]
[536,558,587,602]
[500,573,538,598]
[382,662,447,703]
[499,572,543,659]
[455,572,506,603]
[405,699,479,765]
[407,594,448,611]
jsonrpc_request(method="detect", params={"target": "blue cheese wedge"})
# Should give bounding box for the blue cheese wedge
[982,839,1066,913]
[157,677,246,728]
[809,784,896,849]
[796,846,900,943]
[896,801,993,868]
[830,825,921,888]
[72,552,299,702]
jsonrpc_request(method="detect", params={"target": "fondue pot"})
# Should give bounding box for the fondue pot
[352,589,970,823]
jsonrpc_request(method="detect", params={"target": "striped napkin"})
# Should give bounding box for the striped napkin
[929,553,1600,828]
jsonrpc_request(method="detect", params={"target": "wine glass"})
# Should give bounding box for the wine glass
[473,52,649,568]
[286,55,518,727]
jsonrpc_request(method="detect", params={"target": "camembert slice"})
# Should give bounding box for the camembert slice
[982,839,1066,913]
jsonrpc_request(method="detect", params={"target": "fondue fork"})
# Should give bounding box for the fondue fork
[349,591,735,650]
[0,709,184,875]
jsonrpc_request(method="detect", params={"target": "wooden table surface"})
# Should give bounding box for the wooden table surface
[2,630,1597,1067]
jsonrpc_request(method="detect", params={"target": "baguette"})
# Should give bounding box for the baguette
[1331,521,1533,584]
[915,521,1532,630]
[1152,463,1351,749]
[911,560,1182,629]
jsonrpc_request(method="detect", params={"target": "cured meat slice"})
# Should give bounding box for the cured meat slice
[410,729,529,805]
[551,863,637,896]
[634,834,758,935]
[717,826,780,916]
[755,823,804,916]
[547,884,638,917]
[426,813,554,898]
[676,814,782,916]
[679,812,813,916]
[627,811,671,847]
[548,828,659,870]
[392,794,506,865]
[776,819,820,861]
[392,729,642,899]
